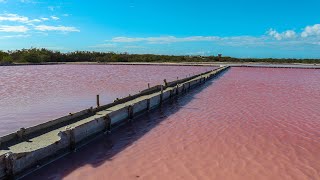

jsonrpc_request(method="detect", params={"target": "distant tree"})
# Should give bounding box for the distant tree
[0,48,318,65]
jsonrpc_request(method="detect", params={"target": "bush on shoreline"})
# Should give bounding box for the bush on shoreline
[0,51,13,65]
[1,48,319,64]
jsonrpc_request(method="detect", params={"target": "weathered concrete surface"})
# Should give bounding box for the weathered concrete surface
[0,66,229,179]
[0,155,5,179]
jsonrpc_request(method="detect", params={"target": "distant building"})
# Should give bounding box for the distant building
[218,54,222,61]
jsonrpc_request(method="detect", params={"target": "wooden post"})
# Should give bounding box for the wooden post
[96,95,100,107]
[16,128,26,140]
[148,83,150,88]
[128,105,133,120]
[160,86,163,104]
[163,79,167,87]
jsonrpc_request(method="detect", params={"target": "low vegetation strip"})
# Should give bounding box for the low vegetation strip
[0,48,319,65]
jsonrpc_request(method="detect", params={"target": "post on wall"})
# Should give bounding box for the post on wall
[96,95,100,107]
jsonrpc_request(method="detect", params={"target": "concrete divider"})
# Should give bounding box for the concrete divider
[4,131,70,177]
[132,100,148,116]
[0,66,230,179]
[149,94,161,110]
[71,117,106,145]
[0,109,93,146]
[108,107,129,125]
[0,155,5,179]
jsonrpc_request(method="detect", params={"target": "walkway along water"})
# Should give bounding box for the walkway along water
[0,66,230,180]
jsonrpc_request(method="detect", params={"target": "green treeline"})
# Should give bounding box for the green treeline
[0,48,319,65]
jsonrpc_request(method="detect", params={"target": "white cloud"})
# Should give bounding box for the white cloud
[40,17,49,21]
[34,25,80,32]
[50,16,59,20]
[0,25,29,32]
[27,19,42,23]
[0,34,30,39]
[267,29,296,40]
[0,13,50,24]
[268,24,320,39]
[284,30,296,38]
[90,43,117,48]
[108,35,266,46]
[123,45,144,49]
[301,24,320,37]
[105,32,320,48]
[20,0,35,3]
[0,0,6,3]
[0,13,29,23]
[0,13,79,35]
[110,36,221,43]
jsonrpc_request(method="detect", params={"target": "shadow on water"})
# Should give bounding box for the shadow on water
[22,70,229,180]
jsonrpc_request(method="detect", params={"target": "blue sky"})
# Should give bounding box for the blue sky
[0,0,320,58]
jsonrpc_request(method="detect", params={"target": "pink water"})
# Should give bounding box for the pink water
[24,67,320,180]
[0,65,214,136]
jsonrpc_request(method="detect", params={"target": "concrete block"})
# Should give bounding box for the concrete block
[178,85,184,94]
[0,154,6,179]
[109,107,129,125]
[20,109,91,141]
[162,91,171,101]
[189,79,198,88]
[72,117,106,144]
[0,133,17,145]
[132,100,148,115]
[140,85,162,95]
[149,95,161,109]
[11,132,70,175]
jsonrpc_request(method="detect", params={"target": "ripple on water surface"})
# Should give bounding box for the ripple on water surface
[24,67,320,180]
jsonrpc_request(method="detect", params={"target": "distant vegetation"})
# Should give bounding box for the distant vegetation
[0,48,319,65]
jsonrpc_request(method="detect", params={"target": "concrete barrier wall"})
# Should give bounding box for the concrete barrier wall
[0,134,16,146]
[133,100,148,116]
[140,85,162,94]
[109,107,129,125]
[0,109,92,145]
[162,91,171,101]
[10,132,70,175]
[0,155,5,179]
[149,94,161,110]
[72,117,106,144]
[0,66,230,179]
[23,109,92,136]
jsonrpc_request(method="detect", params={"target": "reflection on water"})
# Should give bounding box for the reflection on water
[0,65,213,136]
[25,67,320,180]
